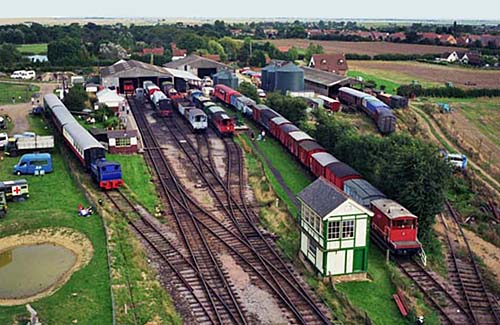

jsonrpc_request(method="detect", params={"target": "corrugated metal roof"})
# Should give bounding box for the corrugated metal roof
[371,199,417,220]
[289,131,313,142]
[280,124,300,134]
[311,152,339,166]
[164,68,201,81]
[303,66,353,87]
[270,116,290,126]
[344,178,385,198]
[277,62,303,73]
[64,121,104,151]
[326,162,360,178]
[298,140,323,152]
[298,178,347,218]
[101,60,172,78]
[164,54,231,70]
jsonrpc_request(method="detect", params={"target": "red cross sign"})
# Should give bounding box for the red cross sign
[12,186,21,195]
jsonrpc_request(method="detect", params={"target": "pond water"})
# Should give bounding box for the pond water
[0,244,76,299]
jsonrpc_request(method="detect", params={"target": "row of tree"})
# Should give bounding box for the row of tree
[397,84,500,98]
[306,111,452,246]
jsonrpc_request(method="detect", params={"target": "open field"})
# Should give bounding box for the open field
[270,39,467,56]
[349,61,500,89]
[0,116,112,324]
[0,82,40,105]
[16,43,48,55]
[414,97,500,181]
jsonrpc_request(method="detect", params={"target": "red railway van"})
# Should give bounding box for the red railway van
[269,116,291,138]
[309,152,339,178]
[214,84,240,105]
[297,140,325,167]
[277,124,300,145]
[324,162,361,189]
[286,131,314,156]
[371,199,421,255]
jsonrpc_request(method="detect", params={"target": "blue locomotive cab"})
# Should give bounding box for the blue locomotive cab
[91,158,123,190]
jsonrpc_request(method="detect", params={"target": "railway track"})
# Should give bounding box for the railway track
[397,258,472,324]
[440,201,500,324]
[105,190,245,324]
[131,97,332,324]
[128,98,249,324]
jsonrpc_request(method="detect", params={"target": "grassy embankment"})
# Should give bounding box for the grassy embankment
[0,82,40,105]
[16,43,48,55]
[0,115,112,324]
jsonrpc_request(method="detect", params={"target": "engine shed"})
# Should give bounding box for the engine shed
[298,178,373,280]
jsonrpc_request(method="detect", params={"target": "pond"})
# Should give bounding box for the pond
[0,244,76,299]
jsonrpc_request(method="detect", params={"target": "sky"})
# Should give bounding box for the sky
[1,0,499,20]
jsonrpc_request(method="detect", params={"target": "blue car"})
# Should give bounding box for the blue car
[13,153,53,175]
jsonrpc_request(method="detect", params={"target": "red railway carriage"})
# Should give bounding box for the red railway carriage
[297,140,325,167]
[252,104,266,123]
[310,152,339,178]
[371,199,421,255]
[277,124,300,146]
[214,84,240,105]
[286,131,314,156]
[324,162,361,189]
[269,116,291,138]
[260,108,280,131]
[206,105,235,137]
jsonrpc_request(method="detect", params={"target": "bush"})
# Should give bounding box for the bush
[397,84,500,98]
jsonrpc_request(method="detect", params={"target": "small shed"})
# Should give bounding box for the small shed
[108,130,138,154]
[96,88,126,112]
[298,178,372,279]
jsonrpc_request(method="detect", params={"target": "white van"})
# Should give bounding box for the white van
[0,133,8,149]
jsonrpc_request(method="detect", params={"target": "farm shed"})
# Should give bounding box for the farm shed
[107,130,138,154]
[298,178,372,279]
[302,66,356,98]
[100,60,174,94]
[164,54,232,79]
[96,88,126,112]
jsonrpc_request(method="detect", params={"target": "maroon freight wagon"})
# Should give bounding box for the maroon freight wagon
[269,116,291,138]
[310,152,339,178]
[214,84,240,105]
[324,162,361,189]
[277,123,300,145]
[297,140,325,167]
[286,131,314,156]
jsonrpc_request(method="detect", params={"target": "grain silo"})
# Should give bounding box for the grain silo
[261,63,278,91]
[213,70,239,89]
[275,63,304,94]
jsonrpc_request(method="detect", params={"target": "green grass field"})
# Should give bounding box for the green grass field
[107,154,159,213]
[0,116,112,324]
[0,82,40,105]
[424,97,500,147]
[16,43,48,55]
[347,70,402,94]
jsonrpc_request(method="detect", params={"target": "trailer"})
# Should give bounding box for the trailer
[0,179,29,201]
[0,191,6,218]
[4,135,54,157]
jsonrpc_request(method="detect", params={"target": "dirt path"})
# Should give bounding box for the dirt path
[0,83,57,135]
[412,105,500,197]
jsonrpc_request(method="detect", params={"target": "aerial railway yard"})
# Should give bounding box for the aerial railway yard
[126,96,333,324]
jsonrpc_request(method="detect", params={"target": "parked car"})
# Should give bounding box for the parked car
[0,116,6,129]
[13,153,53,175]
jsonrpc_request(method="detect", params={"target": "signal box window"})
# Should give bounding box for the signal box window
[342,220,355,239]
[328,221,340,240]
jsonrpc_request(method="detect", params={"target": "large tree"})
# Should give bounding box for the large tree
[266,92,307,125]
[237,81,260,103]
[63,85,88,111]
[48,37,89,65]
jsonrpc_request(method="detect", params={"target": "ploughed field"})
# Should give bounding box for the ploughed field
[270,39,468,56]
[349,61,500,89]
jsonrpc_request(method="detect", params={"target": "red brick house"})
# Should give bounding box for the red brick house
[142,47,164,56]
[171,43,187,61]
[108,130,138,154]
[308,54,348,76]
